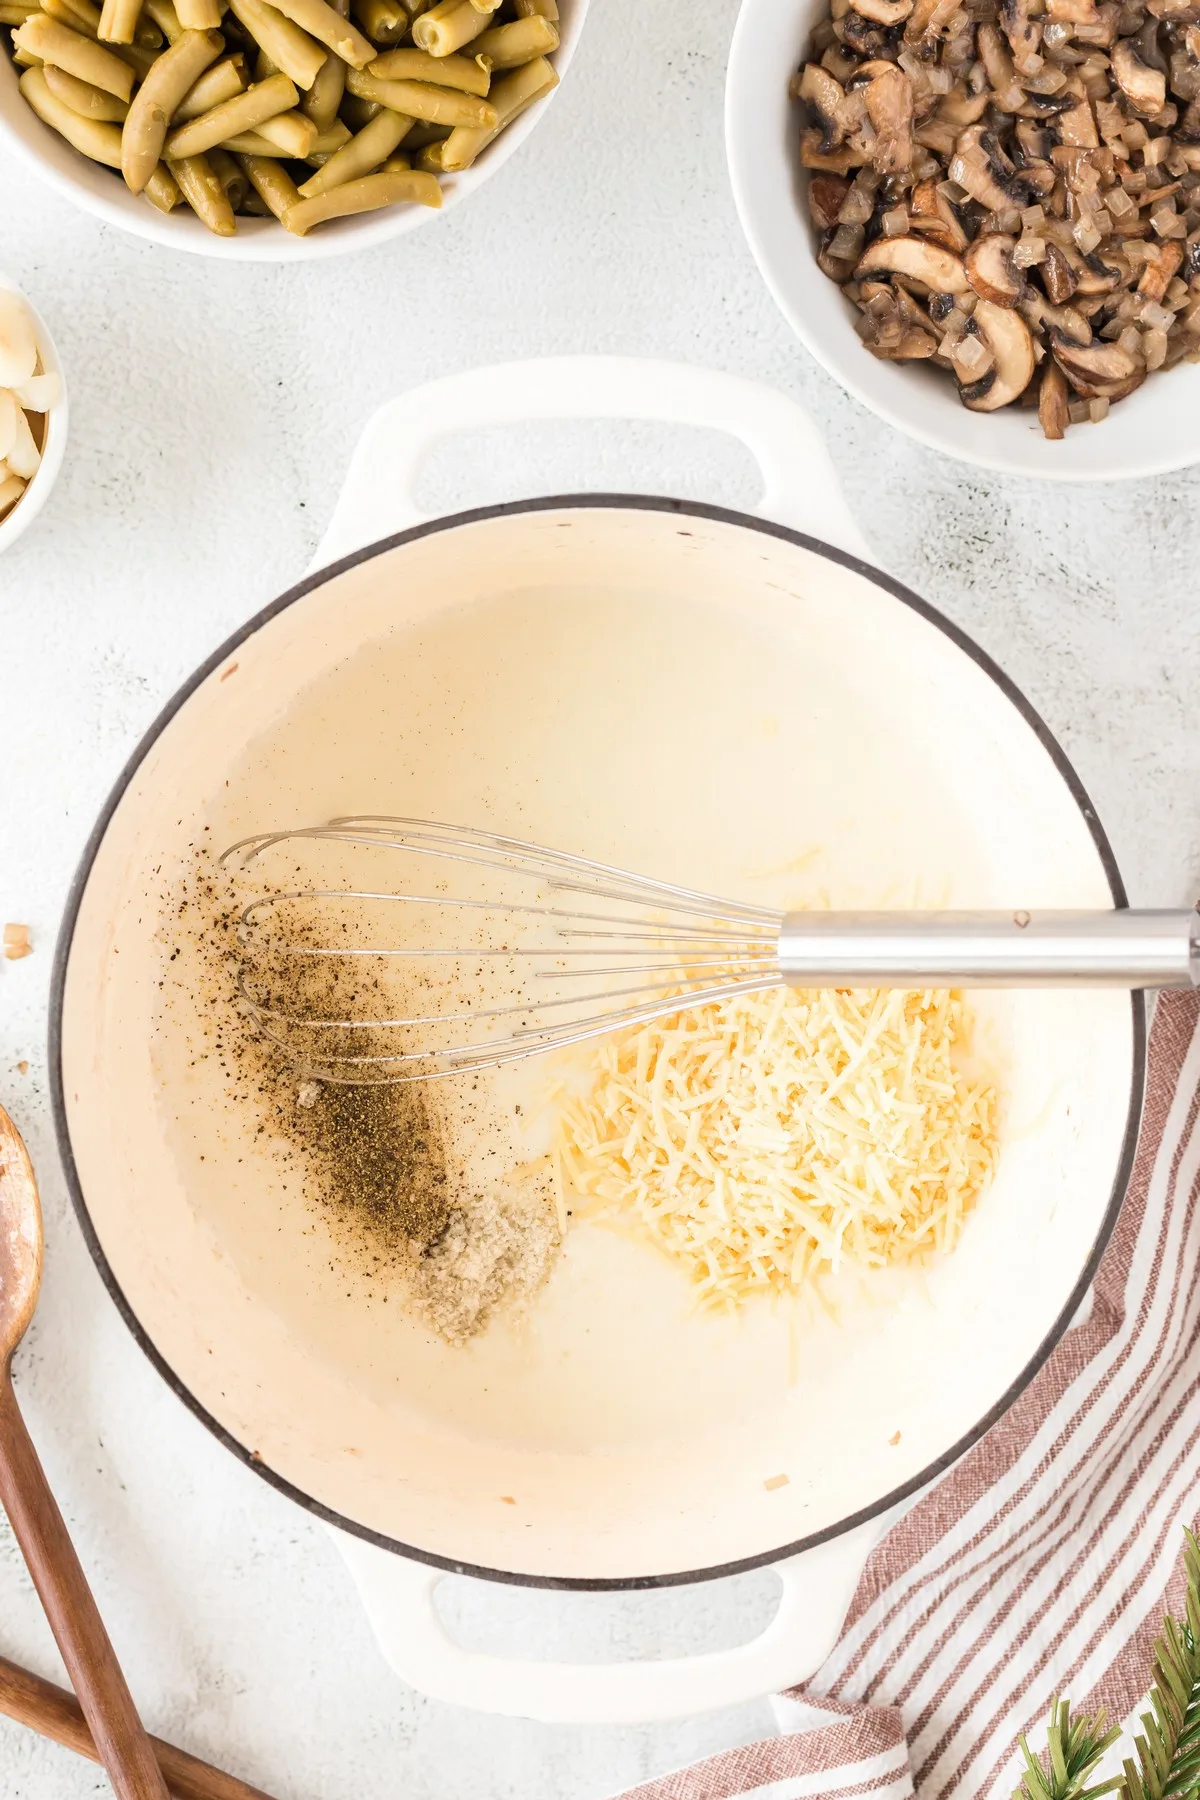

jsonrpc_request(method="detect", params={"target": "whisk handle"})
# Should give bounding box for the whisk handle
[776,910,1200,988]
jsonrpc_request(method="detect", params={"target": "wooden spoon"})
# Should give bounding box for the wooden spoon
[0,1102,170,1800]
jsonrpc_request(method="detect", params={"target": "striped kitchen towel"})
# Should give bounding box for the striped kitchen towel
[617,987,1200,1800]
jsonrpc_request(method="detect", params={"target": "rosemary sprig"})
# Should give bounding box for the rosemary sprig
[1123,1533,1200,1800]
[1016,1699,1124,1800]
[1015,1532,1200,1800]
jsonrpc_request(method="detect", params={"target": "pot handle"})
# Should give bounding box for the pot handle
[311,356,871,569]
[328,1516,887,1724]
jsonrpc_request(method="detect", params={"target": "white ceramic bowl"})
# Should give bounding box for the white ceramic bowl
[726,0,1200,480]
[0,0,587,262]
[0,273,67,552]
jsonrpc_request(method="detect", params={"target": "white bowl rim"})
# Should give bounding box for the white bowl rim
[0,0,587,263]
[724,0,1200,483]
[0,272,68,551]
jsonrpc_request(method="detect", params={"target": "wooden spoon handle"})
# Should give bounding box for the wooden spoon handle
[0,1653,278,1800]
[0,1365,170,1800]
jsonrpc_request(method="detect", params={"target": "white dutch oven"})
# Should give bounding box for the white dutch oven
[51,357,1142,1722]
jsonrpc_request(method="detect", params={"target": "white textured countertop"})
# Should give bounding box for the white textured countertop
[2,0,1200,1793]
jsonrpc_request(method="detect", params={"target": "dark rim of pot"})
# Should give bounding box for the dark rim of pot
[49,494,1145,1593]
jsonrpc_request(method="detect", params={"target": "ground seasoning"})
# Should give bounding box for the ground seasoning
[165,847,561,1344]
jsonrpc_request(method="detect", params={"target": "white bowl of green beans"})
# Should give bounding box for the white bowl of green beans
[0,0,585,259]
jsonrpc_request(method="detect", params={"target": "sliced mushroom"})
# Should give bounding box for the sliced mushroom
[1136,17,1169,72]
[937,85,992,127]
[977,21,1018,93]
[909,176,970,251]
[855,233,970,290]
[1178,94,1200,136]
[1085,370,1146,402]
[800,128,868,171]
[809,172,851,229]
[1074,250,1122,295]
[1041,242,1078,303]
[849,0,915,21]
[1052,334,1141,390]
[965,232,1024,304]
[1038,358,1071,436]
[1019,90,1082,117]
[958,301,1036,407]
[1138,236,1185,297]
[1015,119,1057,160]
[838,9,893,55]
[800,62,848,149]
[1112,36,1169,111]
[1038,300,1094,343]
[1001,0,1041,69]
[950,124,1022,209]
[864,64,914,171]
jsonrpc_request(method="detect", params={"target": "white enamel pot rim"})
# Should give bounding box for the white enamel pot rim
[46,359,1145,1722]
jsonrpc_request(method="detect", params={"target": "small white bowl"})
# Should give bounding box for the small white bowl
[0,273,67,552]
[0,0,587,263]
[726,0,1200,481]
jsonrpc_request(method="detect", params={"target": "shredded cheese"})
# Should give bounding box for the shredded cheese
[555,985,998,1309]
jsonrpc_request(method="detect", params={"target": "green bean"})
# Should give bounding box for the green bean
[367,44,487,92]
[111,36,158,71]
[471,13,556,68]
[410,0,485,56]
[173,51,244,118]
[338,88,377,124]
[267,0,375,63]
[438,50,552,169]
[305,113,348,150]
[12,13,134,95]
[207,142,245,204]
[164,67,295,153]
[414,136,444,168]
[242,188,269,210]
[142,0,182,37]
[44,0,157,39]
[248,101,314,150]
[378,148,407,168]
[174,0,221,25]
[299,45,343,125]
[236,146,299,213]
[0,3,37,25]
[98,0,144,42]
[42,0,101,37]
[350,0,406,41]
[167,148,234,228]
[43,62,129,116]
[282,163,439,229]
[345,66,493,125]
[513,0,556,16]
[399,116,446,145]
[227,0,324,86]
[219,126,281,148]
[296,101,405,192]
[18,64,124,157]
[121,25,222,189]
[143,157,182,204]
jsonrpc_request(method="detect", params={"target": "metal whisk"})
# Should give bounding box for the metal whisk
[220,816,1200,1085]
